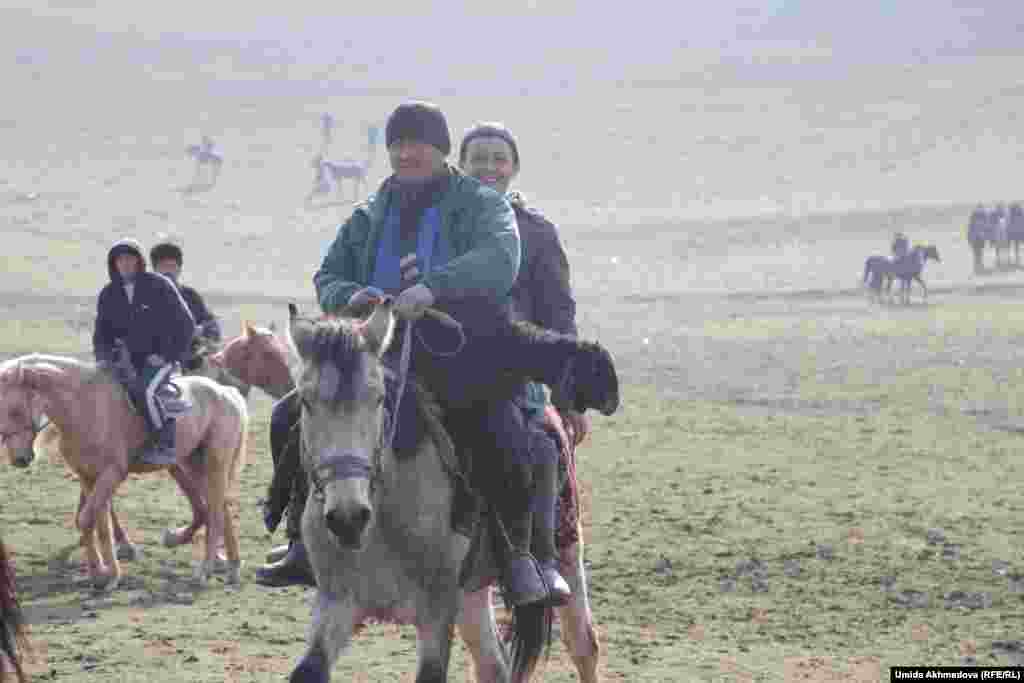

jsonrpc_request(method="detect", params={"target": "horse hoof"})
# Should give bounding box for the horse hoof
[116,542,140,562]
[93,572,120,593]
[225,560,243,586]
[192,561,212,586]
[161,529,179,548]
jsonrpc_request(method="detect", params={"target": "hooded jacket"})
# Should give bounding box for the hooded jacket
[93,239,196,367]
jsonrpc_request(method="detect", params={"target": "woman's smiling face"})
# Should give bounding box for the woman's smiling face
[460,136,519,195]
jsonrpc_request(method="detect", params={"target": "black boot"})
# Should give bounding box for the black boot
[255,474,315,586]
[496,506,548,608]
[531,458,571,607]
[491,455,549,607]
[254,538,315,587]
[263,394,301,534]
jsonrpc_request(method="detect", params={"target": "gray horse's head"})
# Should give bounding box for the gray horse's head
[288,301,395,548]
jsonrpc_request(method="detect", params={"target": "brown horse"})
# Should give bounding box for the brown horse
[0,354,248,591]
[211,319,601,682]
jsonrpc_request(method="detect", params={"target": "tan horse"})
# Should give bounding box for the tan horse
[210,319,601,682]
[14,323,292,567]
[0,354,248,591]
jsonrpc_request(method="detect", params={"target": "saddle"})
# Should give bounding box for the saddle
[109,362,193,419]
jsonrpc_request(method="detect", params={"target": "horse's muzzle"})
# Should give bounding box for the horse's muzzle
[324,505,371,548]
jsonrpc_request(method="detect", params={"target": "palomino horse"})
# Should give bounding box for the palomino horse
[288,301,552,682]
[16,323,293,570]
[0,537,28,683]
[214,316,600,681]
[0,354,248,590]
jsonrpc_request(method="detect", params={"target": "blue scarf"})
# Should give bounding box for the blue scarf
[370,204,449,294]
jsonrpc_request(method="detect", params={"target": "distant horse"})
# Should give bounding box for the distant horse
[968,205,1010,272]
[890,244,941,304]
[0,354,248,590]
[1007,202,1024,266]
[0,537,28,683]
[862,255,895,301]
[287,300,549,683]
[306,155,370,205]
[306,127,378,206]
[184,135,222,190]
[211,316,601,682]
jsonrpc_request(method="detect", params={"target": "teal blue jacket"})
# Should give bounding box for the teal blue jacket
[314,167,521,313]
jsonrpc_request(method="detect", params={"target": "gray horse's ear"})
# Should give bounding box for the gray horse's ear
[268,321,277,333]
[288,315,316,361]
[288,303,299,321]
[362,299,395,357]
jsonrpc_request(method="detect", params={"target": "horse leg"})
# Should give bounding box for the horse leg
[290,589,357,683]
[77,480,103,579]
[94,498,121,592]
[558,537,599,683]
[456,587,510,683]
[162,463,208,548]
[916,275,927,302]
[110,502,139,561]
[77,465,127,591]
[193,460,227,586]
[415,604,459,683]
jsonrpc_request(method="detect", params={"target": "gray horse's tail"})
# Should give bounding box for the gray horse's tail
[508,602,552,679]
[488,514,552,679]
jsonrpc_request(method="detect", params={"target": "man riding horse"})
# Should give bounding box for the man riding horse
[149,241,222,371]
[93,239,195,465]
[256,101,619,609]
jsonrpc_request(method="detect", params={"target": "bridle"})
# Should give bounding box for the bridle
[302,305,465,504]
[303,388,388,505]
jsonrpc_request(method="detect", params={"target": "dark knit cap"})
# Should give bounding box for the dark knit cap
[385,101,451,156]
[459,122,520,166]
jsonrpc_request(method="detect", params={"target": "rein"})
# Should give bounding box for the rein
[308,306,466,503]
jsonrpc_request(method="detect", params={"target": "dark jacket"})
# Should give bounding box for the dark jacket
[93,239,196,368]
[178,284,221,341]
[507,193,577,337]
[315,166,520,313]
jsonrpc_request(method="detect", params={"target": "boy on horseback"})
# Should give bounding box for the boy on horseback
[93,239,195,465]
[149,241,222,371]
[891,232,909,261]
[257,102,619,607]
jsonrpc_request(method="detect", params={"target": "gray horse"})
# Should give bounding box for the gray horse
[287,301,545,683]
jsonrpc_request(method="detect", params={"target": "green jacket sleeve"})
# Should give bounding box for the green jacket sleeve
[424,187,520,302]
[314,209,370,314]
